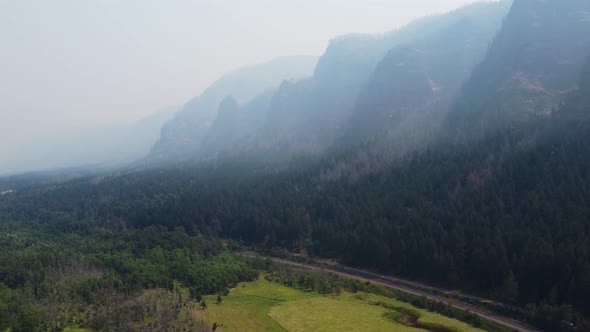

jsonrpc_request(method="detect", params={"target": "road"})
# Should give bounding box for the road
[245,254,541,332]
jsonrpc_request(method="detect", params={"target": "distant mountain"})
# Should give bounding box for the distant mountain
[147,56,318,163]
[200,96,240,157]
[199,91,275,159]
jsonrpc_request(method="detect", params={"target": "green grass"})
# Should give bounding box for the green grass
[194,276,486,332]
[268,294,416,332]
[362,293,486,332]
[197,276,310,331]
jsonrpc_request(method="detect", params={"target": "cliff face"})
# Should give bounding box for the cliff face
[144,2,512,165]
[248,1,512,155]
[344,1,510,145]
[448,0,590,135]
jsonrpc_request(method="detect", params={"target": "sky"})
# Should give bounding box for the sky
[0,0,488,174]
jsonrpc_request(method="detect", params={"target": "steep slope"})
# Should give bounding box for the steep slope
[145,2,512,163]
[246,35,395,154]
[561,55,590,122]
[148,56,318,162]
[201,96,239,155]
[448,0,590,137]
[231,1,512,157]
[345,1,511,147]
[200,91,276,159]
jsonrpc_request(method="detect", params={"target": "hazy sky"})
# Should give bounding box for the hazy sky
[0,0,488,174]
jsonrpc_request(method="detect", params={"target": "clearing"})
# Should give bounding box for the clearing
[196,276,486,332]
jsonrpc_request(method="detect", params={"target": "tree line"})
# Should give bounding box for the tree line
[0,222,257,331]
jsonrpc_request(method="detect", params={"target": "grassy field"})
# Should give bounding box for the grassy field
[268,295,415,332]
[195,276,486,332]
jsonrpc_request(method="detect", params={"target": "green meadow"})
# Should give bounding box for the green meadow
[197,276,486,332]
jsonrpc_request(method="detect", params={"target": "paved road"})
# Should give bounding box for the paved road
[246,254,541,332]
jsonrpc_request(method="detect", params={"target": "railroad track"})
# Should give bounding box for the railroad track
[242,253,541,332]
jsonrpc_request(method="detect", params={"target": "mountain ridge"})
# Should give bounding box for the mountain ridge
[147,55,318,163]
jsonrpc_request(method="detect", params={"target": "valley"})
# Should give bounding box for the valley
[2,0,590,331]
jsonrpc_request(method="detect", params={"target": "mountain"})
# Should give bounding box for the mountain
[448,0,590,138]
[184,1,512,161]
[199,91,275,159]
[262,2,510,153]
[148,56,318,163]
[248,34,391,154]
[343,1,512,151]
[564,55,590,119]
